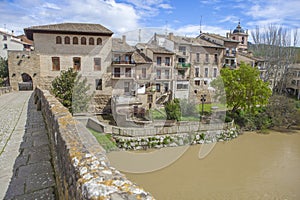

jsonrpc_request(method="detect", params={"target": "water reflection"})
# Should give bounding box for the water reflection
[107,131,300,199]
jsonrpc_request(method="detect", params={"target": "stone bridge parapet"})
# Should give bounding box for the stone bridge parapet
[34,88,153,200]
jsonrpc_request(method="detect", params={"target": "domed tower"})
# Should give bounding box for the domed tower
[228,21,248,53]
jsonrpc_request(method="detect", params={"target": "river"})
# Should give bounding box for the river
[107,131,300,199]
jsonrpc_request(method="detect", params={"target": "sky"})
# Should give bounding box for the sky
[0,0,299,43]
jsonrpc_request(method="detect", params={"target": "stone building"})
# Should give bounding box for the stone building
[227,22,249,53]
[286,64,300,99]
[8,23,114,112]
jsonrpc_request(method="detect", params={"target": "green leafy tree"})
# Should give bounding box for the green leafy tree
[51,68,92,114]
[0,57,8,86]
[165,98,181,121]
[211,63,272,114]
[72,74,93,114]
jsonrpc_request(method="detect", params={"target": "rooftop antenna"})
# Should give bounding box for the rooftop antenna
[200,16,202,35]
[138,29,141,43]
[165,20,168,36]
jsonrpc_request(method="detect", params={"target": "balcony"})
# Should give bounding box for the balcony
[176,63,191,68]
[112,60,135,65]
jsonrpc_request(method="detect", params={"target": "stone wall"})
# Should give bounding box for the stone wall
[8,51,40,91]
[34,88,153,200]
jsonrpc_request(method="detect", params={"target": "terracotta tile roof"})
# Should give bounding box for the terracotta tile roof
[112,38,135,52]
[17,35,33,45]
[201,33,239,43]
[132,49,152,63]
[24,23,113,40]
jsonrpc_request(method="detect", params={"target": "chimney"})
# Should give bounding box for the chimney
[122,35,126,43]
[226,33,229,38]
[168,32,174,40]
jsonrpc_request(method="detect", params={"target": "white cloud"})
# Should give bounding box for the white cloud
[0,0,174,35]
[158,3,173,9]
[245,0,300,28]
[219,15,239,24]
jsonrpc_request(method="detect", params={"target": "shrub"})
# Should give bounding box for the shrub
[165,98,181,121]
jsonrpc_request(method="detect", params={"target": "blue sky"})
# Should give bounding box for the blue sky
[0,0,299,42]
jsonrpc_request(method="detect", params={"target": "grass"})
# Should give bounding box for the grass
[88,128,117,151]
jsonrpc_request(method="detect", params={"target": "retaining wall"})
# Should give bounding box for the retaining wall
[34,88,153,200]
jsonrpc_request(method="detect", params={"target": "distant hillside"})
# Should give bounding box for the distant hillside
[249,44,300,63]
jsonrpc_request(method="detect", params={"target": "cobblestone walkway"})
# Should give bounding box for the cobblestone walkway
[0,92,57,199]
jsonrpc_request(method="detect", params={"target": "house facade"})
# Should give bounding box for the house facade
[0,30,31,59]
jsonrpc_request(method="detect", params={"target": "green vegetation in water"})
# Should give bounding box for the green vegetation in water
[88,128,117,151]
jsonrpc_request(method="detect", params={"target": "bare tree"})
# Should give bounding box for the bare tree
[250,25,298,94]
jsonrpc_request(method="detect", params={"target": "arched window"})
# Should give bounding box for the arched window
[73,37,78,45]
[56,36,62,44]
[232,36,235,40]
[89,37,94,45]
[65,36,70,44]
[81,37,86,45]
[242,36,245,44]
[97,38,102,45]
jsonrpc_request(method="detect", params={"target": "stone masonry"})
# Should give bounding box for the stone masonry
[35,88,154,199]
[4,93,56,199]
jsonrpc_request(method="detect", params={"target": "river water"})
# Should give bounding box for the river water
[107,131,300,199]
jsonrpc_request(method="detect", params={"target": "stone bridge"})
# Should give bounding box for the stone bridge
[0,89,153,199]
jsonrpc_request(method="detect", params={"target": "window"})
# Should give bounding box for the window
[3,44,7,49]
[157,70,161,79]
[142,68,147,79]
[73,37,78,45]
[95,79,102,90]
[242,37,245,44]
[225,48,229,55]
[195,80,200,86]
[165,57,170,66]
[179,46,186,55]
[232,48,236,55]
[3,35,7,40]
[214,54,218,64]
[81,37,86,45]
[177,83,188,90]
[205,68,208,78]
[73,57,81,71]
[204,80,208,85]
[178,57,185,63]
[195,68,199,77]
[157,57,161,65]
[164,83,169,92]
[114,68,120,77]
[94,57,101,71]
[147,94,153,103]
[156,84,161,92]
[52,57,60,71]
[232,36,235,40]
[89,38,94,45]
[205,54,209,63]
[65,36,70,44]
[125,68,131,77]
[196,53,200,62]
[165,69,170,79]
[124,82,130,93]
[213,68,217,77]
[97,38,102,45]
[56,36,62,44]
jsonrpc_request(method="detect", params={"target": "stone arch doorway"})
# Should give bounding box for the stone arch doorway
[18,73,33,91]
